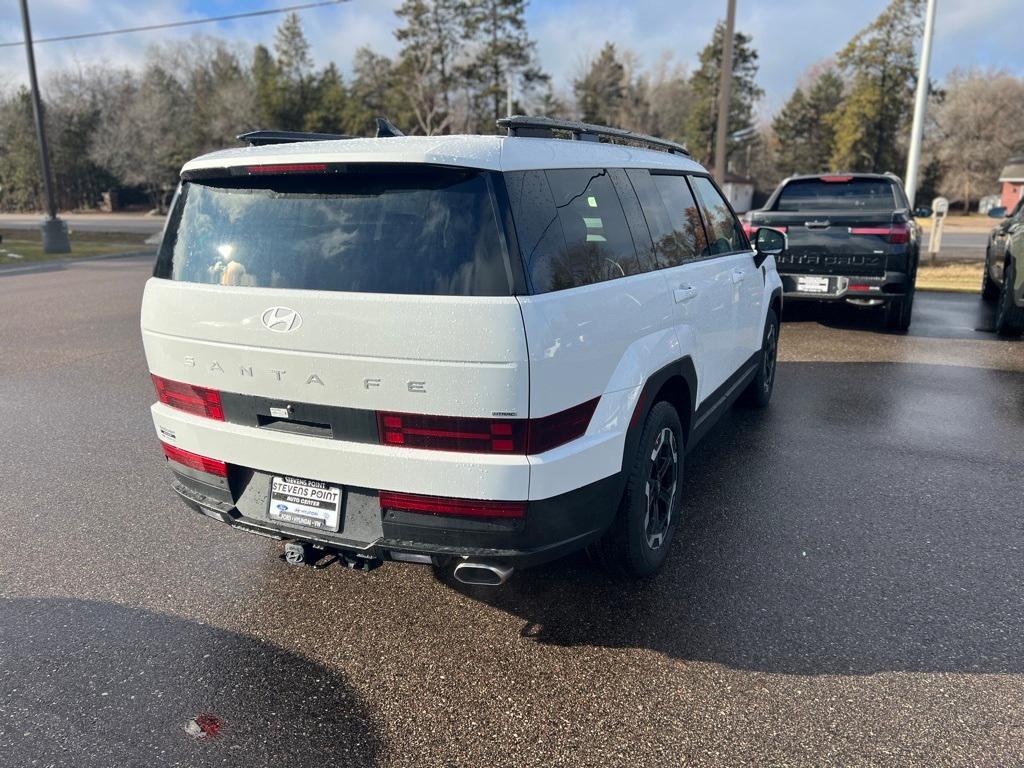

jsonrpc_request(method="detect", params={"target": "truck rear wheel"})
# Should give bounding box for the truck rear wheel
[589,401,683,578]
[884,288,914,332]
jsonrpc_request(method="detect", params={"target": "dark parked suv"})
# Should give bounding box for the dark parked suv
[746,173,920,330]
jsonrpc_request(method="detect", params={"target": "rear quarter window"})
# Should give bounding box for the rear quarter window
[506,168,641,293]
[154,165,513,296]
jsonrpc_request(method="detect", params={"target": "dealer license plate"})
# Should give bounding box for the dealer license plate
[797,275,831,294]
[268,476,342,531]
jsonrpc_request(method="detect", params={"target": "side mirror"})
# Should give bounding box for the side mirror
[754,227,786,267]
[913,206,932,218]
[988,206,1008,219]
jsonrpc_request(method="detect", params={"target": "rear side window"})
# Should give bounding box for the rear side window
[631,171,710,267]
[775,178,898,212]
[507,168,640,293]
[690,175,747,255]
[154,165,512,296]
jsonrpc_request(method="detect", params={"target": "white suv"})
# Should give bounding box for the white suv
[141,117,784,585]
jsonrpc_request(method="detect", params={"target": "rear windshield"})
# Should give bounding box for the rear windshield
[774,178,897,212]
[154,165,513,296]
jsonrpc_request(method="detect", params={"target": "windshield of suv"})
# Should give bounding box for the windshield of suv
[154,165,512,296]
[775,178,897,211]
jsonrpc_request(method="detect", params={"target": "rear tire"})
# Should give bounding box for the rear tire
[884,287,914,331]
[995,260,1024,337]
[740,308,779,408]
[589,401,683,579]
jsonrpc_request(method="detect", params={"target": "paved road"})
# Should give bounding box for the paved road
[0,212,165,235]
[1,257,1022,767]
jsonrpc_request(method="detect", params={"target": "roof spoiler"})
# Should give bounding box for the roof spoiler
[237,117,405,147]
[497,115,690,156]
[236,130,354,146]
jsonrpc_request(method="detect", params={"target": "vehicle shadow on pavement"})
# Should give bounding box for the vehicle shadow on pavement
[447,361,1024,677]
[0,597,381,767]
[782,292,1002,338]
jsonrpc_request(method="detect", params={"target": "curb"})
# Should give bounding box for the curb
[0,249,155,276]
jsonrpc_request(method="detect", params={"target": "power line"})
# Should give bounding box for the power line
[0,0,349,49]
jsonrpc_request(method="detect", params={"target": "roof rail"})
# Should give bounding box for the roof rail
[236,130,354,147]
[497,115,690,157]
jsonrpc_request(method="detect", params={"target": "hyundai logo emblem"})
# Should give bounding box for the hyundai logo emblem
[261,306,302,332]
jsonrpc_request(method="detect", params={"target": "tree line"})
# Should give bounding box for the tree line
[1,0,1022,213]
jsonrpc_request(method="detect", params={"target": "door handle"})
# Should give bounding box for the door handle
[674,286,699,303]
[732,268,745,284]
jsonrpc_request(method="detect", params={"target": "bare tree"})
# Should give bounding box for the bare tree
[933,69,1024,212]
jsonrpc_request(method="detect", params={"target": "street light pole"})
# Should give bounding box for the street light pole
[904,0,937,209]
[18,0,70,253]
[713,0,736,184]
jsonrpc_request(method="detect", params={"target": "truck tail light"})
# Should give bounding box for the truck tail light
[848,225,910,245]
[160,441,228,477]
[152,376,224,421]
[376,398,599,456]
[379,491,526,520]
[742,223,786,238]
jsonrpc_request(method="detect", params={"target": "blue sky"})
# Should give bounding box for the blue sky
[1,0,1020,118]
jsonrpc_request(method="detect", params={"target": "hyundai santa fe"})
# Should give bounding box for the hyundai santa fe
[141,116,785,585]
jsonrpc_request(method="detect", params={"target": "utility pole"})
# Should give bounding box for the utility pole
[18,0,70,253]
[713,0,736,184]
[904,0,937,209]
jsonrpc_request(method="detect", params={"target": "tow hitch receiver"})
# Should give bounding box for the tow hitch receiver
[282,542,383,572]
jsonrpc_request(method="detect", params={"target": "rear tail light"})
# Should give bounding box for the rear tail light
[160,441,228,477]
[848,224,910,245]
[527,398,600,454]
[379,491,525,520]
[377,412,528,453]
[376,397,599,455]
[152,375,224,421]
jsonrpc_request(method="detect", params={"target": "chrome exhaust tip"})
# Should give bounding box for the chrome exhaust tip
[452,561,514,586]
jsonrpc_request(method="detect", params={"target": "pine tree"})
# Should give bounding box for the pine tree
[682,22,763,165]
[773,68,843,175]
[574,43,626,126]
[395,0,466,133]
[304,64,348,134]
[272,12,315,129]
[460,0,548,132]
[830,0,924,172]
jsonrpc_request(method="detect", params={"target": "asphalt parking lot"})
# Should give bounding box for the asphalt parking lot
[1,256,1022,767]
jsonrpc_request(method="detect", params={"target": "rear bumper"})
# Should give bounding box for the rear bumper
[780,270,912,302]
[169,465,621,568]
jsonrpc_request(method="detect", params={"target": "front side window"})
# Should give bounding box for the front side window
[689,175,747,256]
[155,165,512,296]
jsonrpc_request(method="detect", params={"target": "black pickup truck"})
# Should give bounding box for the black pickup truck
[745,173,921,330]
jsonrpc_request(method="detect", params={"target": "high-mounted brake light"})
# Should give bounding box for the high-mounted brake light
[160,441,228,477]
[821,175,854,183]
[379,491,526,520]
[245,163,328,174]
[376,398,599,455]
[152,375,224,421]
